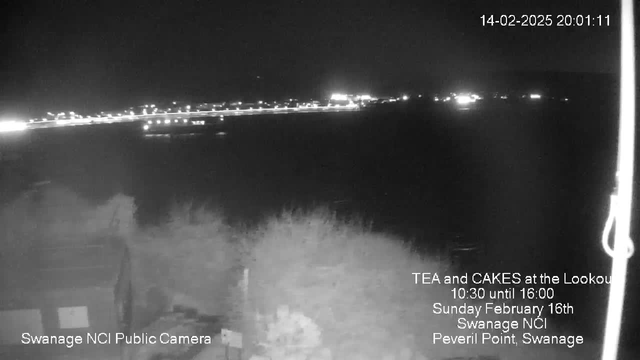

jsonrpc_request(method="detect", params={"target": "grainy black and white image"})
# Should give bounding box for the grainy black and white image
[0,0,637,359]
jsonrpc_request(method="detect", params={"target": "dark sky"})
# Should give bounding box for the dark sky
[2,0,619,116]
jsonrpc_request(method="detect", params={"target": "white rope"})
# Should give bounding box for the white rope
[601,194,635,259]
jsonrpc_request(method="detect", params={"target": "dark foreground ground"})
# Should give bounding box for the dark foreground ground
[1,92,638,349]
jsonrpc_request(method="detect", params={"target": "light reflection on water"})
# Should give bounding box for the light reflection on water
[143,132,206,139]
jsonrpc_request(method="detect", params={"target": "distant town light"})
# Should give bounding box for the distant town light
[0,120,27,133]
[402,95,409,101]
[331,93,348,101]
[530,94,542,99]
[456,95,473,105]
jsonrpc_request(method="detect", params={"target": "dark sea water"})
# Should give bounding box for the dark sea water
[5,95,639,348]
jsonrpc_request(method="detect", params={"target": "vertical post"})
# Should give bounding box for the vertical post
[242,268,249,312]
[242,267,249,358]
[601,1,635,360]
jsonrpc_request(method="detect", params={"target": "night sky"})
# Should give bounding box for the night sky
[3,0,619,116]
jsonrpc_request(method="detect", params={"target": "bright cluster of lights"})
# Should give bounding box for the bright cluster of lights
[352,94,372,101]
[433,92,482,106]
[0,120,27,133]
[456,95,474,105]
[26,92,371,130]
[455,93,482,104]
[26,88,570,133]
[330,93,348,101]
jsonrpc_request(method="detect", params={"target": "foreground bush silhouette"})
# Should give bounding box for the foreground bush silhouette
[129,203,614,359]
[236,208,452,359]
[128,201,243,325]
[233,208,607,360]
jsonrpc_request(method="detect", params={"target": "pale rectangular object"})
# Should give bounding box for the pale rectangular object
[0,309,44,344]
[58,306,90,329]
[221,328,243,348]
[241,268,249,299]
